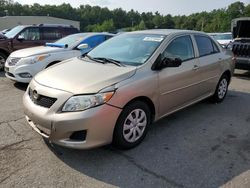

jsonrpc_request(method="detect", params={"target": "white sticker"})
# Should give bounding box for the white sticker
[143,37,164,42]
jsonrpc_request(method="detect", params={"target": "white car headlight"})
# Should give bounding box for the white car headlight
[62,91,114,112]
[28,54,50,64]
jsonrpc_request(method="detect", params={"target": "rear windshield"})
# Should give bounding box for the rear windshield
[213,34,232,40]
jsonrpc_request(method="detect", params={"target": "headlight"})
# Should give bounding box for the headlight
[62,91,114,112]
[28,54,50,64]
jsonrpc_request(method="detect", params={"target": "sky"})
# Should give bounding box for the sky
[16,0,250,16]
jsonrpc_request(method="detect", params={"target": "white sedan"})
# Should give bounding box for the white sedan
[5,32,114,83]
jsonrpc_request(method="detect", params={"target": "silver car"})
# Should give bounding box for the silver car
[23,29,234,149]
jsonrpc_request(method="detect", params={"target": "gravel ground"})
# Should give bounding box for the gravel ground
[0,69,250,188]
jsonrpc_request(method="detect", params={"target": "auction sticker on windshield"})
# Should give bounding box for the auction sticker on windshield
[143,37,164,42]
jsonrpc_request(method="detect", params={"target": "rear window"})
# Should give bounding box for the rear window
[64,28,79,35]
[42,28,63,40]
[195,35,219,57]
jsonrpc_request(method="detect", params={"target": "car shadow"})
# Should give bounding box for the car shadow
[45,90,250,188]
[0,70,5,77]
[234,70,250,80]
[14,82,28,91]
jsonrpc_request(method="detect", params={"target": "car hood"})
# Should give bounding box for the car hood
[34,57,136,94]
[10,46,67,58]
[217,39,232,45]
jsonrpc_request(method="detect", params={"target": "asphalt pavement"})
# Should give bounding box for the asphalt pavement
[0,70,250,188]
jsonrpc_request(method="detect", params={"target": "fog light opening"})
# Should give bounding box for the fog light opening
[69,130,87,142]
[19,73,32,78]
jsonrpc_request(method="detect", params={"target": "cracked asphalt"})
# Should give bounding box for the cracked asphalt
[1,70,250,188]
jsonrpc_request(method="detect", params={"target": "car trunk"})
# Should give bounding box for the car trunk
[232,20,250,39]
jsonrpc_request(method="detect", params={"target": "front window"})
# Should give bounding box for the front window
[163,35,194,62]
[5,25,25,39]
[87,33,165,66]
[18,28,40,40]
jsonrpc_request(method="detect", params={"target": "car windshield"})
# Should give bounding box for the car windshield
[5,25,25,38]
[214,34,232,40]
[87,33,165,66]
[53,34,87,48]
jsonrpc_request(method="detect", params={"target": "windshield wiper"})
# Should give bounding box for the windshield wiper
[93,57,125,67]
[83,54,105,64]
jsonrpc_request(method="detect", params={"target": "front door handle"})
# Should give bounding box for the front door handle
[193,65,199,70]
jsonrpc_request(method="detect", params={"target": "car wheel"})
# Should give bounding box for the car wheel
[113,101,151,149]
[212,74,229,103]
[0,52,7,71]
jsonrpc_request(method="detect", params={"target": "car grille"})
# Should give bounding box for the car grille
[28,88,57,108]
[232,42,250,57]
[8,57,21,66]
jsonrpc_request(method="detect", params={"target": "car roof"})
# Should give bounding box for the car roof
[129,29,206,36]
[69,32,115,38]
[15,24,76,28]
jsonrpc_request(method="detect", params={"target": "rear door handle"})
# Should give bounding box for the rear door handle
[193,65,199,70]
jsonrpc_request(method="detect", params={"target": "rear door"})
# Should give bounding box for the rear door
[193,35,222,94]
[158,35,203,117]
[12,27,42,50]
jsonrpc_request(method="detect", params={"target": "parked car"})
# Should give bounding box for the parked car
[209,32,233,48]
[5,32,114,83]
[23,29,234,150]
[0,24,79,70]
[231,17,250,70]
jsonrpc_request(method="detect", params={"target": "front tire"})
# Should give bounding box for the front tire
[211,74,229,103]
[0,52,7,71]
[113,101,151,149]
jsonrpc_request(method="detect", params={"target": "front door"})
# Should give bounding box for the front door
[158,35,203,117]
[12,27,42,51]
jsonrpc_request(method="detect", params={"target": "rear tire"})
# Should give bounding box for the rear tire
[211,74,229,103]
[0,52,7,71]
[113,101,151,149]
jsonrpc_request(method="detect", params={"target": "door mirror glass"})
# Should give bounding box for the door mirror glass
[161,57,182,68]
[77,43,89,50]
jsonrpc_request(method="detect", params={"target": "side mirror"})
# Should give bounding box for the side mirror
[77,43,89,50]
[152,54,182,70]
[17,35,25,40]
[162,57,182,68]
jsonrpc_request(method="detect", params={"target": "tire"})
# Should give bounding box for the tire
[0,52,7,71]
[113,101,151,149]
[211,74,229,103]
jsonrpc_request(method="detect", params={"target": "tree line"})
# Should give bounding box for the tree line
[0,0,249,32]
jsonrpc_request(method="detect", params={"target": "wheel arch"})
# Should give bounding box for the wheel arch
[122,96,156,123]
[45,61,61,68]
[221,69,232,82]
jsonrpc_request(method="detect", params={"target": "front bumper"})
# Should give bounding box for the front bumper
[23,80,122,149]
[5,60,46,83]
